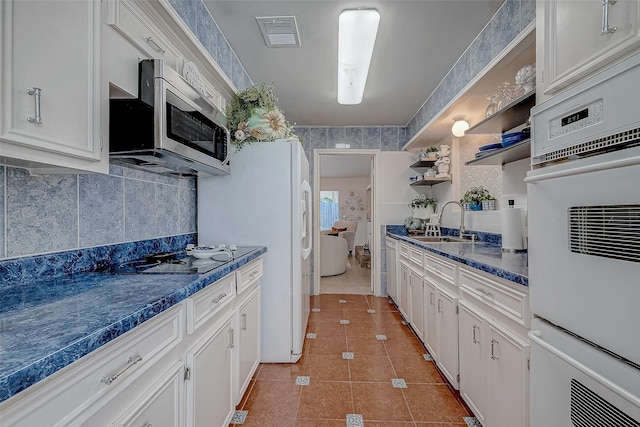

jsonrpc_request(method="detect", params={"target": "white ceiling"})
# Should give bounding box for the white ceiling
[202,0,505,127]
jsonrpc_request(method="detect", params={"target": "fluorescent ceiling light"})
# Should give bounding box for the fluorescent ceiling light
[338,9,380,105]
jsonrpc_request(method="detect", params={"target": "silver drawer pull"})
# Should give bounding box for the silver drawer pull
[472,325,479,344]
[249,270,260,279]
[211,293,227,304]
[491,339,499,360]
[145,36,166,54]
[437,299,443,313]
[100,354,143,385]
[26,87,43,124]
[227,328,234,348]
[141,424,152,427]
[475,287,493,298]
[241,313,247,330]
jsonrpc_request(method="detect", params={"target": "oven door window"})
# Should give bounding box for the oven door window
[166,103,227,162]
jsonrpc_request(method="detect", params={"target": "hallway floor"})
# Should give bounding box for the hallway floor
[230,294,474,426]
[320,256,371,295]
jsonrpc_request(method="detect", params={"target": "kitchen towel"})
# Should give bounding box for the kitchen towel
[502,207,525,251]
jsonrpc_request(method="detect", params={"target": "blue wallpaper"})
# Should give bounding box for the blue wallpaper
[0,164,197,260]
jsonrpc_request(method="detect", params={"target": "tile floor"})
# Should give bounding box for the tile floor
[320,256,371,295]
[230,294,473,426]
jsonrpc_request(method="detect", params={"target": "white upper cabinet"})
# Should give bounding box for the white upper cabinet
[0,0,107,173]
[540,0,640,97]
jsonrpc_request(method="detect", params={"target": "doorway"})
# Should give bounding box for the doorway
[313,149,381,296]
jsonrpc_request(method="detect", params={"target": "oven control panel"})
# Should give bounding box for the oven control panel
[549,100,603,139]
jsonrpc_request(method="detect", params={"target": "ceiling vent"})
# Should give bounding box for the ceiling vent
[256,16,301,48]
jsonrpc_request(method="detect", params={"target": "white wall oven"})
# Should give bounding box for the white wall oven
[527,52,640,426]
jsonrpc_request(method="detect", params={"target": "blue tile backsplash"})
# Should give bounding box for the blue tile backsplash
[0,164,197,260]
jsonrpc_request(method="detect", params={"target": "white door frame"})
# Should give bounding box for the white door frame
[313,149,382,296]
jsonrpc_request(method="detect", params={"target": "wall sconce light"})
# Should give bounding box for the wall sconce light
[451,116,469,137]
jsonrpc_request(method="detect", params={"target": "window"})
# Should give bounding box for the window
[320,191,339,230]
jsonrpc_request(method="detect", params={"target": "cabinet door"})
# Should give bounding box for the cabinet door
[409,269,424,340]
[542,0,640,94]
[436,287,459,389]
[236,288,261,404]
[186,314,235,427]
[385,241,397,303]
[488,321,530,427]
[110,362,184,427]
[458,302,487,426]
[398,261,410,320]
[423,278,438,360]
[0,0,104,170]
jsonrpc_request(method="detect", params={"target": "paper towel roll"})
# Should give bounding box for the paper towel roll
[502,208,525,251]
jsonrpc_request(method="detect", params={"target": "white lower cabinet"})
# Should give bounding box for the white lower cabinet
[235,286,261,403]
[385,237,398,303]
[436,286,459,388]
[185,312,235,427]
[423,276,459,388]
[110,362,185,427]
[459,301,488,425]
[408,268,424,340]
[398,260,410,319]
[392,239,530,426]
[423,279,438,361]
[0,257,264,427]
[458,267,530,427]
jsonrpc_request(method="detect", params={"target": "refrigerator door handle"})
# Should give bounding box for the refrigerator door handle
[301,179,312,259]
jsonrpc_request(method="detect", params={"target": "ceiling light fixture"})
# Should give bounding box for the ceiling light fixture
[451,116,470,137]
[337,9,380,105]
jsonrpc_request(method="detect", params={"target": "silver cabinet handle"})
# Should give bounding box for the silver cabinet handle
[241,313,247,331]
[475,287,493,298]
[437,299,443,313]
[211,293,227,304]
[141,424,152,427]
[429,292,435,305]
[145,36,166,54]
[100,354,143,385]
[227,328,234,348]
[602,0,617,35]
[491,339,498,360]
[249,270,260,279]
[472,325,479,344]
[26,87,43,124]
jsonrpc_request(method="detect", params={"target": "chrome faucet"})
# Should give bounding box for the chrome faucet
[440,200,467,238]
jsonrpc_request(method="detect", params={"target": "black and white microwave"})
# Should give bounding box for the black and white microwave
[110,59,230,176]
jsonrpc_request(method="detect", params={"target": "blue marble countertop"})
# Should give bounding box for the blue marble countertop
[387,233,528,286]
[0,246,266,403]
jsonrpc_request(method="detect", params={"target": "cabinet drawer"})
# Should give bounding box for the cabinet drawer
[1,304,184,427]
[459,268,530,328]
[107,0,180,68]
[399,242,410,259]
[409,247,423,270]
[187,274,235,334]
[236,258,263,295]
[424,252,456,287]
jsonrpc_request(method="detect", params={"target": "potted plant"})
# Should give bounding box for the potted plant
[226,82,301,150]
[409,193,437,219]
[461,186,491,211]
[481,193,496,210]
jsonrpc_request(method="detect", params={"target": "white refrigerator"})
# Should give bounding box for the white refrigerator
[197,139,312,362]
